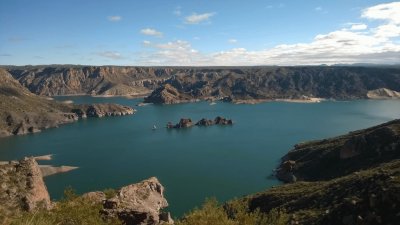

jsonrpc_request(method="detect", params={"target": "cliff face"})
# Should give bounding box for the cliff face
[6,66,173,96]
[144,66,400,103]
[0,68,135,137]
[5,66,400,102]
[0,158,51,218]
[275,119,400,182]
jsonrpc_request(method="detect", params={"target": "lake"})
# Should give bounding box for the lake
[0,97,399,217]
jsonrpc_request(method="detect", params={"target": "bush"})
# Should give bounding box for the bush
[11,188,121,225]
[176,198,289,225]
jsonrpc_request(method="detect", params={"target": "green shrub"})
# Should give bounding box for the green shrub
[103,188,117,199]
[176,198,289,225]
[11,188,121,225]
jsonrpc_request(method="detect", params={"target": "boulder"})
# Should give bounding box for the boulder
[167,118,193,129]
[102,177,173,225]
[195,118,215,126]
[82,191,107,205]
[276,160,297,183]
[214,116,233,125]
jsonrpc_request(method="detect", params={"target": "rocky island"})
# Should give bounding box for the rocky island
[166,116,233,128]
[0,68,135,137]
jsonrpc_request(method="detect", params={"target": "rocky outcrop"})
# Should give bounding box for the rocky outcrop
[195,118,214,126]
[144,84,194,104]
[101,177,173,225]
[214,116,233,125]
[275,160,297,183]
[78,104,135,118]
[0,158,50,216]
[167,118,193,128]
[167,117,233,129]
[367,88,400,99]
[275,119,400,182]
[0,68,135,137]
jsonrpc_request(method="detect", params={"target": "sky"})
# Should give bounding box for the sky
[0,0,399,66]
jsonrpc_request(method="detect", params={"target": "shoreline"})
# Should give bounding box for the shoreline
[233,97,325,104]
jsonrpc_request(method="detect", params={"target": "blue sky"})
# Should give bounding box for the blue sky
[0,0,399,65]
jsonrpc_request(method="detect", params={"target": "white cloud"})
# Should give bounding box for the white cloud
[138,2,400,66]
[362,2,400,24]
[315,6,322,11]
[97,51,124,60]
[185,12,215,24]
[142,40,151,46]
[107,16,121,22]
[228,39,238,44]
[350,23,368,30]
[140,28,163,37]
[139,40,207,65]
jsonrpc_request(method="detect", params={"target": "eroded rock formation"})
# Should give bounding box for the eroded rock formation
[101,177,173,225]
[0,157,51,216]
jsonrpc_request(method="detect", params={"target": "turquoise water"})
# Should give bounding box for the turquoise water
[0,97,399,217]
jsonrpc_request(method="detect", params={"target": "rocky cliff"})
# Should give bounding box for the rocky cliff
[143,66,400,104]
[5,66,173,96]
[275,119,400,182]
[0,158,51,219]
[0,68,135,137]
[5,66,400,103]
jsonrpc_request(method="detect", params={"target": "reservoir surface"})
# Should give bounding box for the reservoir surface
[0,97,399,216]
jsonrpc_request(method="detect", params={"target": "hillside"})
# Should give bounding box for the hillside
[4,66,400,103]
[0,69,135,137]
[145,66,400,103]
[5,66,173,96]
[275,119,400,182]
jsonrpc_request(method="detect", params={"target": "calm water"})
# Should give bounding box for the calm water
[0,97,399,217]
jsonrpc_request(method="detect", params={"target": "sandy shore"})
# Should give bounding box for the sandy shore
[34,154,53,161]
[234,97,325,104]
[275,97,325,103]
[39,165,79,177]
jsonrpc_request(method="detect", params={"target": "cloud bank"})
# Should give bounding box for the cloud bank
[138,2,400,66]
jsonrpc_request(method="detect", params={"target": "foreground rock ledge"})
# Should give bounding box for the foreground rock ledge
[99,177,173,225]
[0,157,51,215]
[0,157,173,225]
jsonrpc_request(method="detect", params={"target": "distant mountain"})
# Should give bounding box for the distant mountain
[4,66,173,96]
[3,65,400,103]
[144,66,400,103]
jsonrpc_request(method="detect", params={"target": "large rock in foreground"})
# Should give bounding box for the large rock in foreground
[0,158,51,216]
[102,177,173,225]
